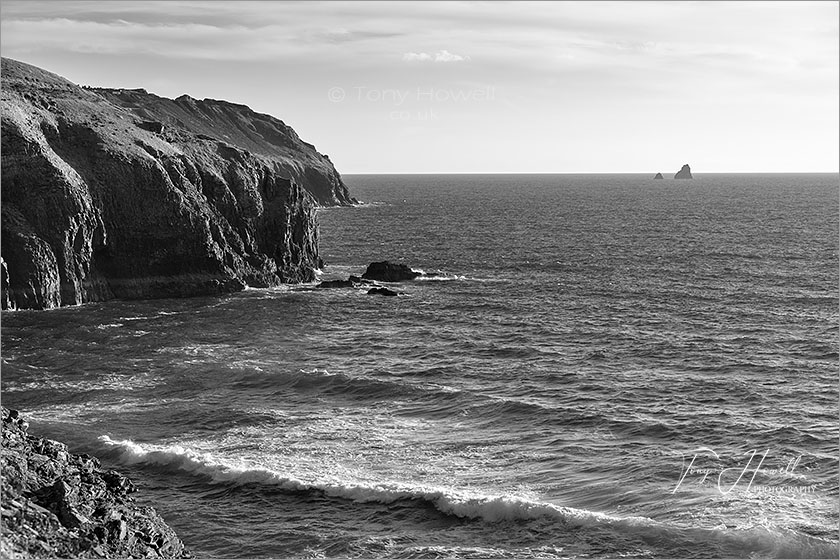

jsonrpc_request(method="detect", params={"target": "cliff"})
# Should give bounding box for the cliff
[92,88,354,206]
[0,408,189,558]
[1,57,355,310]
[674,164,693,179]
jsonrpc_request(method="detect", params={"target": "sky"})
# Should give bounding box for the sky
[1,1,838,174]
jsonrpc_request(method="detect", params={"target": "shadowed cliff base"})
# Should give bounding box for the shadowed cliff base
[0,57,355,310]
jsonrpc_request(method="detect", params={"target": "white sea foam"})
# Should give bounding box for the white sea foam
[97,435,644,525]
[97,436,838,557]
[4,372,162,394]
[415,274,468,281]
[20,398,175,423]
[155,343,230,358]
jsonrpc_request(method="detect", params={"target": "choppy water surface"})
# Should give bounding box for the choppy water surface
[2,173,838,558]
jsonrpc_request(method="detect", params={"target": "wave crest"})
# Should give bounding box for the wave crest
[97,436,838,558]
[97,436,630,524]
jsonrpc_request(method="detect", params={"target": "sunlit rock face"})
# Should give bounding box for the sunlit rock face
[1,58,354,309]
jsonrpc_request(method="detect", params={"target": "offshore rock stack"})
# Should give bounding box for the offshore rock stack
[0,408,190,558]
[674,164,693,179]
[1,57,356,310]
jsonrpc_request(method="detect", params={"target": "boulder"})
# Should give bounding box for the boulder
[361,261,420,282]
[136,120,164,134]
[348,275,376,285]
[367,287,401,296]
[316,279,355,289]
[674,164,693,179]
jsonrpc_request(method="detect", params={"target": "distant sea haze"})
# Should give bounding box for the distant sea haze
[3,173,837,558]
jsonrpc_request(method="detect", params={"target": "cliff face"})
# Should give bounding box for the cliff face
[93,88,355,206]
[1,58,354,310]
[1,408,189,558]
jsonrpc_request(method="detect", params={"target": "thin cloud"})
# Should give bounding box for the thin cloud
[434,49,468,62]
[0,17,375,62]
[402,49,469,63]
[319,29,403,44]
[402,52,432,62]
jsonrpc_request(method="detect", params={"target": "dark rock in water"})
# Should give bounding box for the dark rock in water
[368,287,401,296]
[348,275,376,285]
[674,164,693,179]
[0,407,190,558]
[361,261,420,282]
[654,172,664,179]
[0,57,356,310]
[316,279,355,289]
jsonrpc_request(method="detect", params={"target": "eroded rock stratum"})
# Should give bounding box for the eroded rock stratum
[1,57,355,309]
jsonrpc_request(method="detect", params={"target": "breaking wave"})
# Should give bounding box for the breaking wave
[98,436,837,558]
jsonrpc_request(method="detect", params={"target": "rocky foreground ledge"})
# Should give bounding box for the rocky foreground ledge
[0,408,189,558]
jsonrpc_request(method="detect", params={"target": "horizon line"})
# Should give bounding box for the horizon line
[341,171,840,176]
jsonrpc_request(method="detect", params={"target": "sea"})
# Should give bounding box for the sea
[1,173,838,559]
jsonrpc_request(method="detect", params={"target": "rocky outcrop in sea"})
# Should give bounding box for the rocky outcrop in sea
[360,261,421,282]
[0,408,189,558]
[653,172,664,179]
[1,57,355,310]
[674,164,693,179]
[313,261,442,296]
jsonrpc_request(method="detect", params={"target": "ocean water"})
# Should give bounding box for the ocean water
[2,173,838,559]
